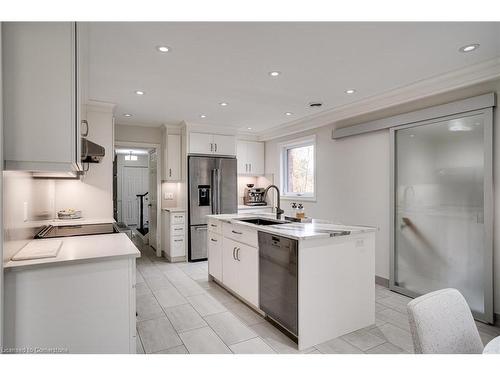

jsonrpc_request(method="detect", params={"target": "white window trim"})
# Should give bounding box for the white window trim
[279,135,317,201]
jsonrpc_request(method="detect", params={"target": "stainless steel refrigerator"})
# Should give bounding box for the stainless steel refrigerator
[188,155,237,261]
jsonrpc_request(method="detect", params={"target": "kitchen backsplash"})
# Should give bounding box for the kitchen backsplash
[237,175,272,205]
[2,171,56,261]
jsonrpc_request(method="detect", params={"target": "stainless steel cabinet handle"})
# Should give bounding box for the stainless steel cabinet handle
[194,226,207,231]
[249,163,252,172]
[210,238,217,242]
[215,143,218,152]
[210,143,213,152]
[174,228,183,231]
[245,164,248,172]
[236,248,241,261]
[232,247,237,260]
[169,168,172,177]
[174,239,183,242]
[81,120,89,137]
[210,224,217,227]
[231,230,242,235]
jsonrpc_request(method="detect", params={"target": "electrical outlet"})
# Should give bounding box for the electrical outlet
[164,192,174,200]
[23,202,28,222]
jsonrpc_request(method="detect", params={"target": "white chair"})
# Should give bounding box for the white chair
[407,288,484,354]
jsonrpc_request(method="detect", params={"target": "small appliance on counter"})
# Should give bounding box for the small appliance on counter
[243,184,267,206]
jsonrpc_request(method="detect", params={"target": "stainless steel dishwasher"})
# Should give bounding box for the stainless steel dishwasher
[258,231,298,337]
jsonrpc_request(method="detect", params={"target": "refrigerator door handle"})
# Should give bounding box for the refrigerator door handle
[210,169,219,215]
[216,169,222,214]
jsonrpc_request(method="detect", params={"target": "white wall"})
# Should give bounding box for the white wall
[265,79,500,314]
[54,102,114,219]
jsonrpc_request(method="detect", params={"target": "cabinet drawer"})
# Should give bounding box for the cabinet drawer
[170,224,185,236]
[223,222,258,248]
[170,236,186,257]
[208,219,222,235]
[171,213,185,224]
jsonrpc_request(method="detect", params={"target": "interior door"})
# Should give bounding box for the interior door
[148,150,159,253]
[122,167,144,226]
[392,110,493,322]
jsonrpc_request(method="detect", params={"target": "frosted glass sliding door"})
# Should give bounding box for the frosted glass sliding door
[390,109,493,323]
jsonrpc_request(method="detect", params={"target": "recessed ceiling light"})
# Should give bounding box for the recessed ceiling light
[410,134,415,138]
[123,113,132,117]
[345,89,356,94]
[285,112,293,116]
[247,127,252,130]
[200,114,207,118]
[269,71,281,77]
[219,102,228,107]
[135,90,145,95]
[156,46,170,53]
[459,43,480,53]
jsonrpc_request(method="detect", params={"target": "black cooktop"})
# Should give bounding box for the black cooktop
[35,223,119,239]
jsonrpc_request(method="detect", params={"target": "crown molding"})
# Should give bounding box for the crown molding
[257,57,500,141]
[86,99,117,113]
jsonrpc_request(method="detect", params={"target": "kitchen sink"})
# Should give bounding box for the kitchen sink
[236,218,289,226]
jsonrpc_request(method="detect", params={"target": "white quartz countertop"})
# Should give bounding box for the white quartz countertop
[5,233,140,271]
[207,213,376,240]
[237,205,271,210]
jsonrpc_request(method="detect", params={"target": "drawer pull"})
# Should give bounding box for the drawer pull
[210,238,217,242]
[174,239,183,242]
[231,230,242,235]
[210,224,218,227]
[174,228,183,231]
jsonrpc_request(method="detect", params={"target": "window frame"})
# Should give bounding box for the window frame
[279,135,317,201]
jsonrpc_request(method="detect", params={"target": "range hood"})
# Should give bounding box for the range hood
[81,138,105,163]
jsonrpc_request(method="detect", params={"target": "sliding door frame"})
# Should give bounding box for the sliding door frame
[389,106,494,323]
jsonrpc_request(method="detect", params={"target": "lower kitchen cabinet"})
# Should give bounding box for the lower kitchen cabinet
[208,232,223,281]
[3,257,136,353]
[222,238,259,307]
[162,210,186,262]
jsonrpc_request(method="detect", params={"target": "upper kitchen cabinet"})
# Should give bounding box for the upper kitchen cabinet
[237,140,265,175]
[189,132,236,156]
[2,22,84,176]
[165,134,182,181]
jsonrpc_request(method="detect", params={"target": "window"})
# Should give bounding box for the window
[280,136,316,199]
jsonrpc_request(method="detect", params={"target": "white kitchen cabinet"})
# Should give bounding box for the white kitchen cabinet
[163,210,186,261]
[4,257,136,353]
[236,140,264,175]
[222,237,259,307]
[213,134,236,155]
[189,132,236,156]
[2,22,83,175]
[222,238,241,294]
[165,134,181,181]
[208,232,223,281]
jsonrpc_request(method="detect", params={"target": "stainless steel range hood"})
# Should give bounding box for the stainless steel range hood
[81,138,105,163]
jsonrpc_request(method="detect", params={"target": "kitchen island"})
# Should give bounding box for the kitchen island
[207,213,376,350]
[3,229,140,354]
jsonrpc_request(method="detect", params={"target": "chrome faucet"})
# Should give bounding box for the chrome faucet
[264,184,284,220]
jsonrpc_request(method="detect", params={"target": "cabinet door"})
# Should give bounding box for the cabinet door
[189,132,213,154]
[3,22,80,172]
[236,141,248,174]
[236,243,259,307]
[247,141,265,175]
[213,135,236,156]
[208,233,223,281]
[222,239,239,292]
[166,134,181,180]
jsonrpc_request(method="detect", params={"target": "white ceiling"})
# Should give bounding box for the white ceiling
[88,22,500,133]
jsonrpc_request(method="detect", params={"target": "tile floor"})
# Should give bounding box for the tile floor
[134,239,500,354]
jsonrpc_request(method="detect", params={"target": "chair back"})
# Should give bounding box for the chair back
[407,288,483,354]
